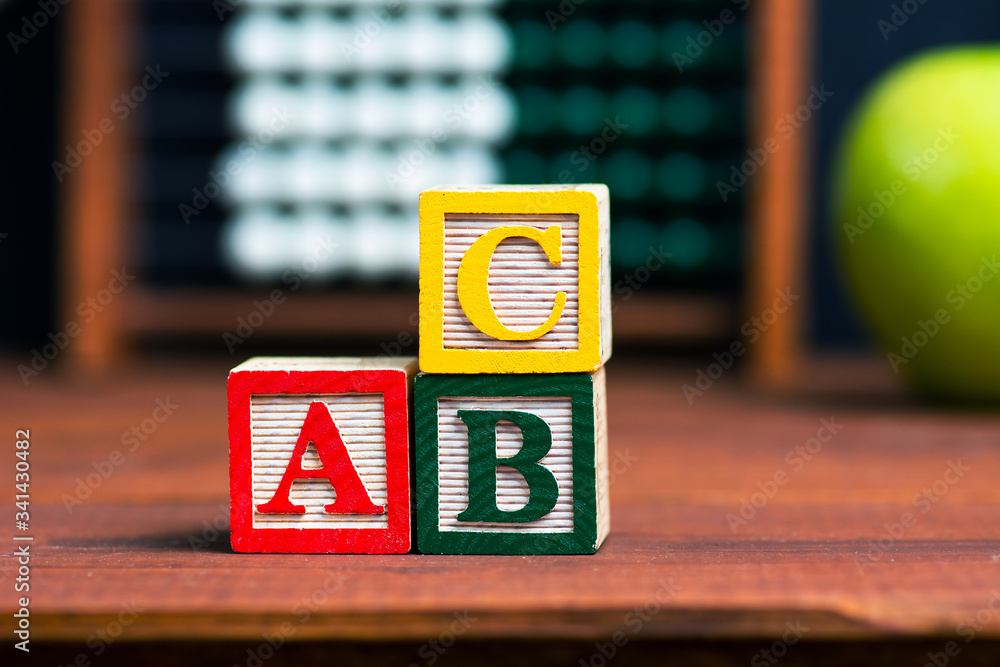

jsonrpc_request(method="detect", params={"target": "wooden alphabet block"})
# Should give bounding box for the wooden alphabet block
[413,369,610,554]
[418,184,612,374]
[228,357,417,553]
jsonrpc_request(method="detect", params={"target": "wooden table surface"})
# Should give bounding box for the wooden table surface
[3,355,999,660]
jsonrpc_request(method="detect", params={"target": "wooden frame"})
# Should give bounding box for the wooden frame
[746,0,813,386]
[62,0,131,372]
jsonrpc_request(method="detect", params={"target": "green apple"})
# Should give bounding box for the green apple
[834,47,1000,401]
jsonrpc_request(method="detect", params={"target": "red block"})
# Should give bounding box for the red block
[229,357,416,553]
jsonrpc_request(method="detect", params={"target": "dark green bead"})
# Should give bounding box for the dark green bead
[561,86,607,135]
[662,218,710,269]
[556,19,605,68]
[657,153,706,201]
[605,150,652,200]
[513,20,553,69]
[663,87,713,136]
[612,87,658,136]
[609,20,656,68]
[612,218,659,269]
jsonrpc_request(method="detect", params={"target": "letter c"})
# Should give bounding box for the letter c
[456,225,566,340]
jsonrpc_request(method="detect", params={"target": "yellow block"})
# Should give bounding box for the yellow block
[419,185,612,374]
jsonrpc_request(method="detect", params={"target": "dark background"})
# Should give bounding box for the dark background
[2,0,999,353]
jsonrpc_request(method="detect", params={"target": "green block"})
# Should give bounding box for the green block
[414,371,610,555]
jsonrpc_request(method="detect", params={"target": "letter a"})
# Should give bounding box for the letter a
[257,401,383,515]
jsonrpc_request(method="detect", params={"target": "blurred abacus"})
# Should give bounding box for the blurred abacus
[219,0,515,281]
[501,0,747,292]
[61,0,809,383]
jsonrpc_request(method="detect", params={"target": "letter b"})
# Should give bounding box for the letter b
[456,409,559,523]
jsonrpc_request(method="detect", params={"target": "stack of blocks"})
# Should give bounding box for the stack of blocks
[229,185,612,554]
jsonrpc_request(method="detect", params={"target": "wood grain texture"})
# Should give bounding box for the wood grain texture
[443,214,580,350]
[414,372,608,555]
[593,366,611,546]
[3,356,1000,643]
[746,0,811,386]
[418,185,611,374]
[228,357,416,553]
[61,0,131,372]
[437,397,575,533]
[250,394,388,530]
